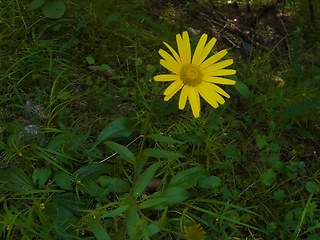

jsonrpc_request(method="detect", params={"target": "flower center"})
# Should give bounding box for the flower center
[180,65,202,86]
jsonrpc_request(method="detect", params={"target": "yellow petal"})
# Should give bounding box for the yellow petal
[176,33,188,65]
[214,92,226,104]
[188,87,200,118]
[201,59,234,73]
[197,83,219,108]
[154,74,179,82]
[211,84,230,98]
[192,34,208,66]
[160,59,180,74]
[200,49,228,69]
[179,85,189,110]
[197,37,217,65]
[204,69,236,77]
[199,82,228,105]
[203,76,236,85]
[163,80,184,101]
[159,49,181,73]
[159,49,181,65]
[163,41,182,65]
[201,81,230,98]
[182,31,191,64]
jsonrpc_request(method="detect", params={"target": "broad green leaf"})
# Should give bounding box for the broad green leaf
[273,189,285,201]
[149,134,184,144]
[255,134,267,149]
[169,167,207,188]
[261,169,276,186]
[133,161,161,199]
[106,12,121,23]
[96,176,130,193]
[161,187,189,205]
[29,0,46,10]
[52,205,74,227]
[1,167,36,192]
[104,140,135,164]
[52,192,87,212]
[32,168,52,187]
[101,204,129,218]
[100,64,111,71]
[306,181,320,193]
[235,82,250,98]
[42,0,65,18]
[150,187,189,210]
[142,148,184,159]
[55,171,72,190]
[73,163,110,183]
[199,176,222,190]
[80,180,108,199]
[88,218,111,240]
[95,118,134,146]
[86,56,95,64]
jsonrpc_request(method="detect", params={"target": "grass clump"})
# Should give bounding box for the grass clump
[0,0,320,239]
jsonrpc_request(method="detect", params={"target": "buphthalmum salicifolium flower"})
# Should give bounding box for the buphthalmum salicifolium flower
[184,224,206,240]
[154,31,236,118]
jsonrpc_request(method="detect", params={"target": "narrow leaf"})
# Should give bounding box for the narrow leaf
[149,134,184,144]
[101,204,129,218]
[126,204,138,238]
[104,140,135,164]
[139,197,168,209]
[88,218,111,240]
[133,162,161,199]
[142,148,184,159]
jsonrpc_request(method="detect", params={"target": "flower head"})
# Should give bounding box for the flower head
[154,31,236,118]
[184,224,206,240]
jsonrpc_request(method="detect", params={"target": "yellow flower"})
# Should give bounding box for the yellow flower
[39,203,45,210]
[154,31,236,118]
[184,224,206,240]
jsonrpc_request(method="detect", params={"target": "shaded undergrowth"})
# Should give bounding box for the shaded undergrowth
[0,0,319,239]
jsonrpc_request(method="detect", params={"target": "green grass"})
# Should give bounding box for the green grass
[1,0,320,239]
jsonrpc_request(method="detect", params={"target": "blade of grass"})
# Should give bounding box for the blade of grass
[187,204,266,233]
